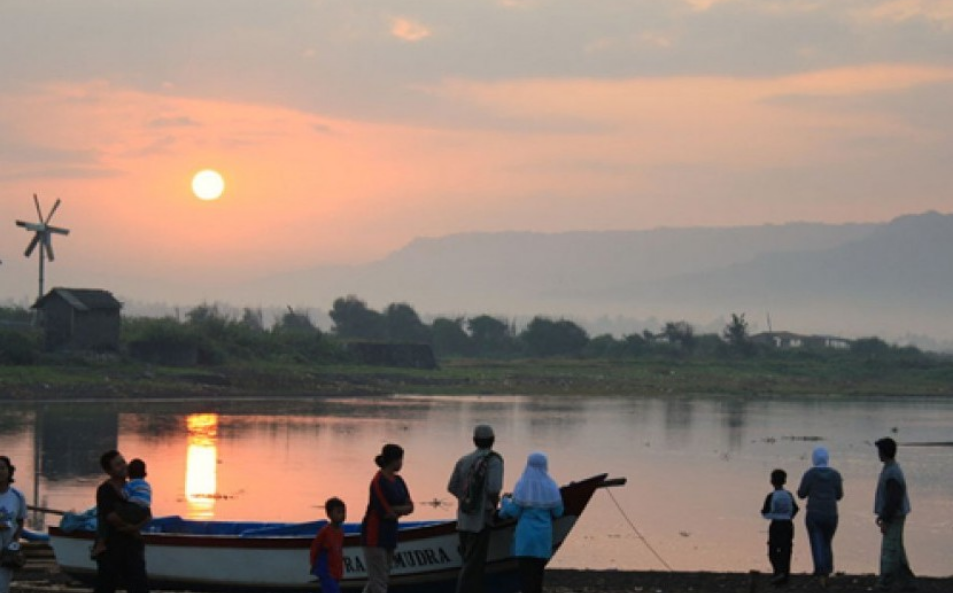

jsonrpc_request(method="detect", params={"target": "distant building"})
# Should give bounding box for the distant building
[751,331,804,349]
[751,331,852,350]
[32,288,122,351]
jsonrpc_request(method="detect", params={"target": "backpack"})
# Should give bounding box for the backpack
[460,451,500,514]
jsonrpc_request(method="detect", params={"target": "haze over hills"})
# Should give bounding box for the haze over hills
[233,211,953,342]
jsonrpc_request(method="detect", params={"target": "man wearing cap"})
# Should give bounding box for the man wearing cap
[447,425,504,593]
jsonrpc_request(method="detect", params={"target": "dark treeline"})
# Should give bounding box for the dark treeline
[0,297,942,367]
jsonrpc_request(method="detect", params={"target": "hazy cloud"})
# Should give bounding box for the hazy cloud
[148,116,201,129]
[866,0,953,28]
[0,166,121,181]
[390,17,431,42]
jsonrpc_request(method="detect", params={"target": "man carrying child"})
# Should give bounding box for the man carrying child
[94,450,151,593]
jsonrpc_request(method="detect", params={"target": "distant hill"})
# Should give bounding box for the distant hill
[238,211,953,340]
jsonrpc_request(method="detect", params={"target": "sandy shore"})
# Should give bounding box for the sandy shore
[545,569,947,591]
[14,540,949,593]
[11,560,952,593]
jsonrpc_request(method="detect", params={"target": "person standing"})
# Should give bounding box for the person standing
[761,468,798,586]
[311,497,347,593]
[95,450,150,593]
[873,438,916,592]
[448,424,504,593]
[0,457,27,593]
[498,452,563,593]
[797,446,844,587]
[360,444,413,593]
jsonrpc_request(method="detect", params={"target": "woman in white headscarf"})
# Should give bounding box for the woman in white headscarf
[797,446,844,587]
[499,452,564,593]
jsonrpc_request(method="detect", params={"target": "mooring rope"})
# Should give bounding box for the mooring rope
[604,488,674,572]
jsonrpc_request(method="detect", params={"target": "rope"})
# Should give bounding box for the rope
[604,488,674,572]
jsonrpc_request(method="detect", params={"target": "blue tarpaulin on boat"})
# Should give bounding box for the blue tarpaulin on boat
[59,508,97,533]
[58,513,443,538]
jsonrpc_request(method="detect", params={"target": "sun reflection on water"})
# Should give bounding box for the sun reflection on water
[185,413,218,519]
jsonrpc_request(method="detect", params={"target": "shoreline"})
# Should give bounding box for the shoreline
[15,539,953,592]
[3,356,953,401]
[11,566,953,593]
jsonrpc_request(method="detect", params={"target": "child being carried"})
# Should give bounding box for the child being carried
[119,458,152,524]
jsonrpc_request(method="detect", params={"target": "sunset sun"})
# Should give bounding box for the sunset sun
[192,169,225,201]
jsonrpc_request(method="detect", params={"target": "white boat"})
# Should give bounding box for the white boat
[48,473,624,592]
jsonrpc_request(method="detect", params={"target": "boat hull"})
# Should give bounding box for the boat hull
[49,474,614,593]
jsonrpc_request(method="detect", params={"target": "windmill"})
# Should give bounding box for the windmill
[15,194,70,303]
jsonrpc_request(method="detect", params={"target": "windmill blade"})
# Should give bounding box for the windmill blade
[47,225,70,236]
[44,235,55,262]
[45,198,62,224]
[33,194,44,222]
[25,234,41,257]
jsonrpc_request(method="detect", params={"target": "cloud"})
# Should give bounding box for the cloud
[683,0,737,11]
[0,166,121,181]
[867,0,953,28]
[496,0,538,8]
[425,64,953,173]
[390,17,431,42]
[148,116,201,129]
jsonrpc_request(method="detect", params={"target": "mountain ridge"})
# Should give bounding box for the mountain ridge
[236,211,953,339]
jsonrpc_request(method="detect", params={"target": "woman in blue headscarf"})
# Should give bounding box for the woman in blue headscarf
[499,452,564,593]
[797,446,844,587]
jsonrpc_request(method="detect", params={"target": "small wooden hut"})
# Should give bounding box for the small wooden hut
[32,288,122,351]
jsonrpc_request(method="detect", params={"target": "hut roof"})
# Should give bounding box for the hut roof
[32,288,123,311]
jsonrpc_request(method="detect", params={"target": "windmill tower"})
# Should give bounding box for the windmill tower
[15,194,70,304]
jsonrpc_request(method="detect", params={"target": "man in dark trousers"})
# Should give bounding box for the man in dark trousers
[95,450,150,593]
[447,425,504,593]
[874,438,916,592]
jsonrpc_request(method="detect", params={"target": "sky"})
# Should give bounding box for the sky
[1,0,952,305]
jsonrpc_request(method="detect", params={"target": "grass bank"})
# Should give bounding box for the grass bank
[2,354,952,400]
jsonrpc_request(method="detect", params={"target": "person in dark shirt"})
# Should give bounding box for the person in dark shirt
[94,450,151,593]
[873,438,916,592]
[797,446,844,587]
[360,444,413,593]
[761,468,799,586]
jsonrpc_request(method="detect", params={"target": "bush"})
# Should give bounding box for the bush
[0,329,40,365]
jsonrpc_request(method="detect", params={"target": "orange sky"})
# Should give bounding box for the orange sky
[1,1,952,304]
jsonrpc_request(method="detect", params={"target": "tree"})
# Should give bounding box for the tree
[620,333,648,357]
[722,313,754,356]
[383,303,431,343]
[431,317,472,356]
[663,321,696,353]
[850,337,891,357]
[275,307,319,334]
[186,303,230,327]
[520,317,589,357]
[583,334,619,358]
[240,307,265,332]
[329,296,385,340]
[467,315,516,357]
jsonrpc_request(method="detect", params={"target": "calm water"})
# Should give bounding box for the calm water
[1,394,951,576]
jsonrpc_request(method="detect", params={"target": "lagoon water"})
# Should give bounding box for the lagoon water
[1,394,951,576]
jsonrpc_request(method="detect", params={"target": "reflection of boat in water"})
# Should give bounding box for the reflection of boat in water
[48,474,624,593]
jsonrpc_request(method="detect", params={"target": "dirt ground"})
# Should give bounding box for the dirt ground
[12,547,948,592]
[545,569,947,592]
[11,567,950,593]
